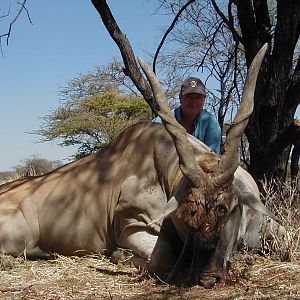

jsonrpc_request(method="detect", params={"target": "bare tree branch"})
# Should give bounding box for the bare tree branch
[210,0,243,44]
[196,21,223,72]
[0,0,32,50]
[153,0,196,73]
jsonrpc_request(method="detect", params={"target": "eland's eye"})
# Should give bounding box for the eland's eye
[216,204,228,216]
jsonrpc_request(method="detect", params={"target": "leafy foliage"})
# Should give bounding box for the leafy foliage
[36,90,152,158]
[34,59,153,158]
[58,58,139,101]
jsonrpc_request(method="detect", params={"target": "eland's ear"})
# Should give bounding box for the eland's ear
[233,176,276,220]
[236,190,276,220]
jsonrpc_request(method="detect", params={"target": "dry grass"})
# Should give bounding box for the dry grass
[260,180,300,262]
[0,251,299,300]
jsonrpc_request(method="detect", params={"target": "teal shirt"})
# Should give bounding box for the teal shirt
[153,107,221,154]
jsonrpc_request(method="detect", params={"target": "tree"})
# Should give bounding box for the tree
[36,90,152,158]
[0,171,15,184]
[13,155,62,177]
[212,0,300,183]
[134,0,300,184]
[35,64,152,158]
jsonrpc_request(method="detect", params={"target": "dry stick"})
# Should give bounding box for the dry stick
[0,283,35,293]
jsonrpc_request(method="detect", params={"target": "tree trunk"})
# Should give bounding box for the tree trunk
[235,0,300,183]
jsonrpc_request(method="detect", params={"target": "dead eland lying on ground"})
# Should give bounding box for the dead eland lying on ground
[0,44,274,287]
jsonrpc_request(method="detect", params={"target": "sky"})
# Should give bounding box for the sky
[1,0,172,171]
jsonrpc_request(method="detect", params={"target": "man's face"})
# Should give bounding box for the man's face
[180,93,205,116]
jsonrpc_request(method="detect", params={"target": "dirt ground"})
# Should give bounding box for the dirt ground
[0,251,299,300]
